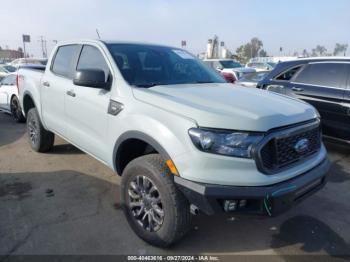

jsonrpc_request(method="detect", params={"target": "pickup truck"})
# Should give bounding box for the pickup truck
[18,39,330,247]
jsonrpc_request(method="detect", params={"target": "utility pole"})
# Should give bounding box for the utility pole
[38,36,47,58]
[44,39,48,58]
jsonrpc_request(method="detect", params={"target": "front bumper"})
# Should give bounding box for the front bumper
[174,157,330,216]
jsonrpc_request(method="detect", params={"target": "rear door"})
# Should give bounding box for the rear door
[290,62,348,139]
[65,44,112,161]
[41,44,81,137]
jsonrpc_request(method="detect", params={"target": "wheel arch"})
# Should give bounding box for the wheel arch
[22,91,37,116]
[113,131,171,175]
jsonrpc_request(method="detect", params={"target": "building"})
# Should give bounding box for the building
[0,49,24,63]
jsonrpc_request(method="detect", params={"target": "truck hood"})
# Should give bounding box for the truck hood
[132,83,317,131]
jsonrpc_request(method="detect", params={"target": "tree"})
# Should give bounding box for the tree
[302,49,309,57]
[311,45,327,57]
[236,37,266,63]
[259,49,268,57]
[0,46,2,50]
[333,43,348,56]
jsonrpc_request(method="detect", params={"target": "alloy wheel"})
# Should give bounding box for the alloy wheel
[28,118,38,146]
[127,175,164,232]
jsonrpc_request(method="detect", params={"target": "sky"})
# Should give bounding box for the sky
[1,0,349,57]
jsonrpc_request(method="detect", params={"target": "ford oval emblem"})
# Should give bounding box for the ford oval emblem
[294,138,310,154]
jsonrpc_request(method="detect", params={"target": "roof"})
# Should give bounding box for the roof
[56,39,181,50]
[203,58,238,61]
[282,57,350,65]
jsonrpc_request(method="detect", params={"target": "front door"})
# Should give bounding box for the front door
[0,75,16,110]
[65,44,112,161]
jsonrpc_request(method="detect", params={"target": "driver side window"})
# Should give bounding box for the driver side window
[77,45,111,82]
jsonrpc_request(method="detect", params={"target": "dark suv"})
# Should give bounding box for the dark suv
[257,58,350,142]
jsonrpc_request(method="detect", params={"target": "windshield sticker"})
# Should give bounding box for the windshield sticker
[172,50,195,59]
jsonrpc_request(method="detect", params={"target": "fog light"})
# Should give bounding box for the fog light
[239,199,247,208]
[224,200,238,212]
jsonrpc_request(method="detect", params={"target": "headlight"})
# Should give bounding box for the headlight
[188,128,264,158]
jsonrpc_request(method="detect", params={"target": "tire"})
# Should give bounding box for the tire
[10,96,25,123]
[121,154,191,247]
[26,108,55,152]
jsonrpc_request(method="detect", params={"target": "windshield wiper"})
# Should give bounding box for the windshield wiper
[134,83,165,88]
[194,81,215,84]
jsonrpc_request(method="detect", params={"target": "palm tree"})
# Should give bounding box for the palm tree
[333,43,348,56]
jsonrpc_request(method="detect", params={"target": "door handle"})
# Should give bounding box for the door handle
[266,85,284,90]
[43,81,50,87]
[292,87,304,92]
[66,90,76,97]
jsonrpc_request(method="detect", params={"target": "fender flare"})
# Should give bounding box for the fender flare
[22,90,37,116]
[113,130,171,175]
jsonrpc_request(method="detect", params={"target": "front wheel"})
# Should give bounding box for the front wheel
[121,154,191,247]
[10,96,25,123]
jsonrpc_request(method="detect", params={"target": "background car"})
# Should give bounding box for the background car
[203,58,255,83]
[246,62,276,72]
[0,73,25,122]
[257,58,350,142]
[0,65,17,80]
[235,71,269,88]
[203,58,242,71]
[9,58,48,68]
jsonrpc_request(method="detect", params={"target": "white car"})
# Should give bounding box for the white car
[0,73,25,122]
[9,58,48,68]
[0,65,17,80]
[246,62,276,72]
[19,40,329,246]
[203,59,255,82]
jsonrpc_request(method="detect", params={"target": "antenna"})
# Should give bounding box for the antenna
[96,29,101,39]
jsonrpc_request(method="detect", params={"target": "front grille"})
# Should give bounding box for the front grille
[259,123,321,173]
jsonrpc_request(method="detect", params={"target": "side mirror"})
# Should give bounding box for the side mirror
[73,69,107,89]
[216,66,223,71]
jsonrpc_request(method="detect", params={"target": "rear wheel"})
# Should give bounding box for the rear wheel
[10,96,25,123]
[121,154,191,247]
[27,108,55,152]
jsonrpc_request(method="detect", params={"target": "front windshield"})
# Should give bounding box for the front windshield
[267,62,276,68]
[220,60,242,69]
[107,44,225,87]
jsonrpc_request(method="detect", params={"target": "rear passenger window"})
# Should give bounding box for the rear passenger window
[76,45,110,82]
[276,66,302,81]
[51,45,80,78]
[294,63,348,88]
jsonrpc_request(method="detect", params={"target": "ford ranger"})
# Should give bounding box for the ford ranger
[18,40,330,247]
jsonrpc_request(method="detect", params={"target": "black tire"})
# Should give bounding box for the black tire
[10,96,25,123]
[121,154,191,247]
[26,108,55,152]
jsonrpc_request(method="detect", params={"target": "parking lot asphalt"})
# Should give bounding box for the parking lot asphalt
[1,112,350,259]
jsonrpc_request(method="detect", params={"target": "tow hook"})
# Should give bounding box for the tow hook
[190,204,199,215]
